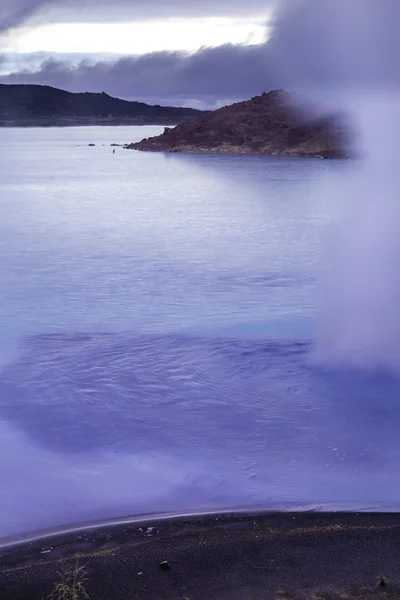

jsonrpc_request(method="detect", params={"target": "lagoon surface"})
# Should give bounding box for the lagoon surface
[1,126,399,539]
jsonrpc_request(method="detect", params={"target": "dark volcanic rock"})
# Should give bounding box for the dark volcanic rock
[127,89,349,158]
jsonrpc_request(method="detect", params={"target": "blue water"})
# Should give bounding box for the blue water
[0,126,399,539]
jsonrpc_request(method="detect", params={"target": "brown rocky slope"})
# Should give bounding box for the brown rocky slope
[126,89,349,158]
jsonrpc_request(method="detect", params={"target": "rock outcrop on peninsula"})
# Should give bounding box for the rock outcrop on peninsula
[127,90,348,158]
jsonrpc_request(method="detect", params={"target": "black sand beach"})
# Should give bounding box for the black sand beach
[1,512,400,599]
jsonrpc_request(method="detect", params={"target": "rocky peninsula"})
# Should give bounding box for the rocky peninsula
[127,89,348,158]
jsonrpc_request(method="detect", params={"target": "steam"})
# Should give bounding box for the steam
[314,93,400,372]
[307,0,400,373]
[267,0,400,372]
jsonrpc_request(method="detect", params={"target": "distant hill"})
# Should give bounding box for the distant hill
[128,89,349,158]
[0,84,203,127]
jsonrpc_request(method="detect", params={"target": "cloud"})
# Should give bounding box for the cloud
[269,0,400,89]
[0,0,272,32]
[1,0,400,106]
[0,0,52,32]
[41,0,273,22]
[0,44,277,107]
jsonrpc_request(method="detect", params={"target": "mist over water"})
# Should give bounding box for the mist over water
[284,0,400,372]
[315,95,400,373]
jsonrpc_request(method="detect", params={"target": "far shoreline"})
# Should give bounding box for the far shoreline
[0,122,180,128]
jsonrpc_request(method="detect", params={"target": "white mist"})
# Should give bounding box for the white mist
[315,93,400,372]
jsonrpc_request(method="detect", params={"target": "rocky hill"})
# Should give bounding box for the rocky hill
[128,90,348,158]
[0,84,203,126]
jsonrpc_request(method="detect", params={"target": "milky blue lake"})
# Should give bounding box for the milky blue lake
[1,125,399,539]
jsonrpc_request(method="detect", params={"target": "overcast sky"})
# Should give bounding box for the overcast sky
[0,0,399,108]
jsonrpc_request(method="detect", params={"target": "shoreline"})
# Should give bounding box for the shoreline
[0,122,182,128]
[2,511,400,599]
[128,146,348,158]
[0,507,281,550]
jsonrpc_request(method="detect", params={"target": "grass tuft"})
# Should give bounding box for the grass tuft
[49,563,89,600]
[379,574,388,587]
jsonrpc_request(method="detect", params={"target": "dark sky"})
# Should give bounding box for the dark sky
[1,0,399,107]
